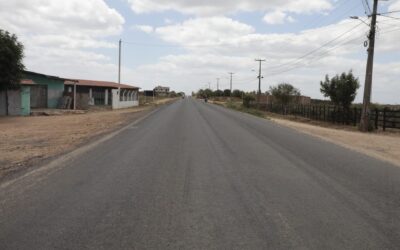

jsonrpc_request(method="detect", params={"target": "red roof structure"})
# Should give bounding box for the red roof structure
[20,79,35,85]
[65,79,139,90]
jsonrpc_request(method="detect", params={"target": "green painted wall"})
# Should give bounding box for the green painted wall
[20,86,30,116]
[23,72,64,108]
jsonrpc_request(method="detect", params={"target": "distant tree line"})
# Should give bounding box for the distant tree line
[195,70,361,111]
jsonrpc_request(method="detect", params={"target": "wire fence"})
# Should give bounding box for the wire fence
[252,103,400,131]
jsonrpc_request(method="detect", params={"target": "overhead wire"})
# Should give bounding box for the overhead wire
[267,33,368,77]
[266,22,365,73]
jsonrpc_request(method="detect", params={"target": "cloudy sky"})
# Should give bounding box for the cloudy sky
[1,0,400,103]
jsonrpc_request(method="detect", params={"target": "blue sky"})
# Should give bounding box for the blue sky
[1,0,400,103]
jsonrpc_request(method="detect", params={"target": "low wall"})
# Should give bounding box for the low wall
[111,89,139,109]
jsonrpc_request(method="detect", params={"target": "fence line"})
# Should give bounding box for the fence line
[251,103,400,130]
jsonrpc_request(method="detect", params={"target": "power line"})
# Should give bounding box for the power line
[378,10,400,15]
[267,31,368,76]
[378,14,400,21]
[365,0,372,15]
[267,22,365,72]
[379,26,400,35]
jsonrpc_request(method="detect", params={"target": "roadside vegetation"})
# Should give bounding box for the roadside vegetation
[195,70,399,132]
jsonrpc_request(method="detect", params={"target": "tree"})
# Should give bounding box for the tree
[0,30,25,115]
[269,83,300,105]
[232,89,243,98]
[223,89,231,97]
[169,91,177,97]
[243,94,255,108]
[213,89,223,97]
[320,70,360,110]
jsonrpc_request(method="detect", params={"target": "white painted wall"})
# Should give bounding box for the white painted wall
[111,89,139,109]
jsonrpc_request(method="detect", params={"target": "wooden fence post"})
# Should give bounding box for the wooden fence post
[383,108,387,131]
[375,109,379,130]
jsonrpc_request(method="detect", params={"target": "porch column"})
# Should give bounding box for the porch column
[73,82,77,110]
[105,89,109,105]
[89,88,93,105]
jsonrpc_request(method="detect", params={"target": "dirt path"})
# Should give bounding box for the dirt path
[0,99,177,179]
[271,118,400,167]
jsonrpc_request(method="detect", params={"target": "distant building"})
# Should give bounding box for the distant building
[143,90,155,97]
[153,86,170,97]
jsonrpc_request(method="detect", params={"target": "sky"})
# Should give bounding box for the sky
[1,0,400,103]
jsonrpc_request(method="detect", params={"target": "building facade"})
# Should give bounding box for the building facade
[153,86,170,97]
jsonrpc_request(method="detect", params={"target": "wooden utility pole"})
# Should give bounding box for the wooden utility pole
[118,39,122,92]
[255,59,266,109]
[228,72,234,97]
[360,0,378,131]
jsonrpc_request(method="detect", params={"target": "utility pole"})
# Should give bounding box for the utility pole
[118,39,122,92]
[228,72,234,97]
[208,82,211,89]
[360,0,378,132]
[255,59,266,109]
[216,78,220,91]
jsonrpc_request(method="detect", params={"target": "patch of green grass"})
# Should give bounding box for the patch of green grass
[225,101,265,118]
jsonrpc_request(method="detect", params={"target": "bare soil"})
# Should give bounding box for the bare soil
[0,98,177,178]
[271,117,400,167]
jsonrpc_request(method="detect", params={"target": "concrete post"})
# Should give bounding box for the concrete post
[73,82,77,110]
[105,89,108,105]
[89,88,93,105]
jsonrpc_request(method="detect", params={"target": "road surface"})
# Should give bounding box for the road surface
[1,98,399,249]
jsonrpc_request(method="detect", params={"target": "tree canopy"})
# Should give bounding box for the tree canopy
[0,30,24,91]
[269,83,300,105]
[223,89,231,97]
[320,70,360,110]
[232,89,244,98]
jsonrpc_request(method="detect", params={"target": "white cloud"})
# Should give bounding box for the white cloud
[388,0,400,11]
[155,17,254,46]
[164,18,173,24]
[1,0,124,37]
[263,11,295,25]
[135,25,154,33]
[0,0,124,81]
[127,0,332,16]
[127,16,400,103]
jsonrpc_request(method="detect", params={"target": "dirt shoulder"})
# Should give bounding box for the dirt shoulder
[271,117,400,167]
[212,100,400,167]
[0,99,177,179]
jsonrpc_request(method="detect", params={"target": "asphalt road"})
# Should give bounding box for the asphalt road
[1,98,399,250]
